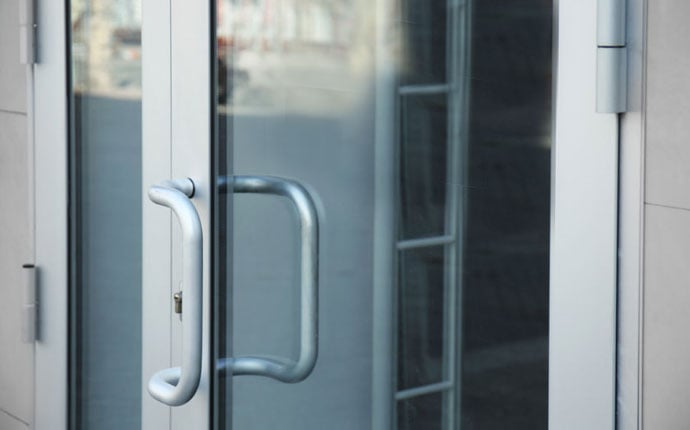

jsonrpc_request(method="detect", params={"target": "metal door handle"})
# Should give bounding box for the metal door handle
[147,178,203,406]
[220,175,319,383]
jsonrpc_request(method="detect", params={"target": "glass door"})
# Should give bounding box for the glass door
[212,0,552,429]
[137,0,617,429]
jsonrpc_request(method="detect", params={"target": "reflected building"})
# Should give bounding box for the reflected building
[72,0,142,97]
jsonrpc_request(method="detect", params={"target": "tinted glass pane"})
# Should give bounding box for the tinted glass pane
[461,1,552,428]
[397,392,444,430]
[398,246,446,390]
[400,0,447,85]
[70,1,142,428]
[212,0,552,428]
[399,94,448,240]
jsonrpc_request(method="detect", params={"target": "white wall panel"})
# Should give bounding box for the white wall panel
[0,112,32,425]
[643,1,690,429]
[0,0,27,113]
[0,0,32,424]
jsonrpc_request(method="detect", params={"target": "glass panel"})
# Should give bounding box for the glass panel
[69,1,142,429]
[213,0,552,429]
[461,1,552,428]
[399,0,447,85]
[397,246,446,390]
[399,93,448,240]
[397,392,444,430]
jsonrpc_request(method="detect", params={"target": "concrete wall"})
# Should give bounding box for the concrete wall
[642,0,690,428]
[0,0,33,428]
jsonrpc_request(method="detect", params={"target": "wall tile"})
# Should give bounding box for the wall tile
[0,410,28,430]
[0,112,32,423]
[643,204,690,429]
[645,1,690,209]
[0,0,27,113]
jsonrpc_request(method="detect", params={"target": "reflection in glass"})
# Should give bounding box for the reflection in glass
[398,246,446,390]
[399,94,448,240]
[214,2,376,429]
[69,1,142,429]
[461,1,552,428]
[213,0,552,429]
[397,392,444,430]
[400,0,447,85]
[71,0,142,96]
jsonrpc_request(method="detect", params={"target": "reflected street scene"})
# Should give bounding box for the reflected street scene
[69,1,143,429]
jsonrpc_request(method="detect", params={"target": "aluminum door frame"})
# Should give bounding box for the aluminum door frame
[550,0,618,428]
[33,0,68,427]
[141,0,212,428]
[30,0,213,428]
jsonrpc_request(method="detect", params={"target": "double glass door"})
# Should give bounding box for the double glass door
[66,0,614,429]
[149,0,553,427]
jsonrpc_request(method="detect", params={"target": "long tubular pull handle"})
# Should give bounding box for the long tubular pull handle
[147,178,202,406]
[221,175,319,383]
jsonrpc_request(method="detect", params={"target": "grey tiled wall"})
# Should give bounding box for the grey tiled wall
[643,0,690,428]
[0,0,32,428]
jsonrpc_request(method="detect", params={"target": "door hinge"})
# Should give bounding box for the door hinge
[19,0,36,65]
[21,265,37,343]
[596,0,627,113]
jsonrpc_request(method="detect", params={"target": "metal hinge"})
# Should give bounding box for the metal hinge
[596,0,627,113]
[21,265,37,343]
[19,0,36,65]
